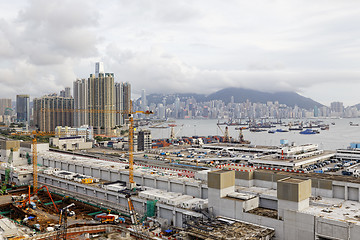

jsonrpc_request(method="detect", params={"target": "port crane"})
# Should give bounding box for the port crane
[235,127,251,144]
[169,124,183,140]
[216,125,230,143]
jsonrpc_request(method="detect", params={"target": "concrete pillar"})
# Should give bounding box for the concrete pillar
[345,185,348,200]
[154,177,157,188]
[183,182,186,194]
[168,180,171,192]
[172,209,176,226]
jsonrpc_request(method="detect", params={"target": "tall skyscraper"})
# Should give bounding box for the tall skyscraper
[60,87,71,98]
[95,62,104,77]
[0,99,12,116]
[33,95,74,132]
[141,89,147,111]
[115,82,131,126]
[175,97,180,118]
[115,83,124,126]
[123,82,131,115]
[330,102,344,113]
[88,63,115,135]
[73,79,88,127]
[65,87,71,98]
[16,95,30,124]
[73,63,131,134]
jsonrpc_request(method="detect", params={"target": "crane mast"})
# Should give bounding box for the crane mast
[32,137,37,192]
[127,100,153,190]
[128,101,136,190]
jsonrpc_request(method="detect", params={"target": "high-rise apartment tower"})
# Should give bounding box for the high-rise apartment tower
[73,79,88,127]
[88,63,115,135]
[16,95,30,124]
[0,99,12,116]
[33,95,74,132]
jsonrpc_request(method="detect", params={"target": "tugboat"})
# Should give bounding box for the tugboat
[268,130,276,134]
[276,129,289,132]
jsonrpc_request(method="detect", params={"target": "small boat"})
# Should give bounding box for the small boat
[350,122,359,126]
[289,126,303,131]
[250,128,266,132]
[300,129,319,135]
[276,129,288,132]
[320,125,329,130]
[268,130,276,134]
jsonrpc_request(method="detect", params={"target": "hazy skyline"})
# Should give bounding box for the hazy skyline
[0,0,360,106]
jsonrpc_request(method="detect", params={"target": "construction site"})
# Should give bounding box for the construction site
[0,105,277,240]
[0,107,360,239]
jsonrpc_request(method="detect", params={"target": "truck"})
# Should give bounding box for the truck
[95,213,125,224]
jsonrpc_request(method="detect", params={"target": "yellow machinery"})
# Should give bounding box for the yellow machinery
[81,178,93,184]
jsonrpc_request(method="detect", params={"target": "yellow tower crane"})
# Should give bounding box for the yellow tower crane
[11,130,57,192]
[127,101,153,189]
[38,101,152,191]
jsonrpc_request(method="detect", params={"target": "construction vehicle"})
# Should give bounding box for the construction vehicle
[81,178,93,184]
[95,213,125,224]
[126,194,140,231]
[1,148,13,195]
[56,203,75,240]
[21,185,59,212]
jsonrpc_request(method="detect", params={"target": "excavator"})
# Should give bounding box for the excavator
[56,203,75,240]
[126,194,140,231]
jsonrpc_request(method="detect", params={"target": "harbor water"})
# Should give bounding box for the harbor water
[147,118,360,151]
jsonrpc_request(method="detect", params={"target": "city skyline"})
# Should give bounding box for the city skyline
[1,1,360,106]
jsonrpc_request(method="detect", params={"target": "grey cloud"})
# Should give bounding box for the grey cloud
[1,0,360,106]
[105,46,360,101]
[0,0,100,98]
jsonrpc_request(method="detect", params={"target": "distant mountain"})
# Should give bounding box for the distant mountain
[207,88,324,109]
[353,103,360,110]
[143,88,324,110]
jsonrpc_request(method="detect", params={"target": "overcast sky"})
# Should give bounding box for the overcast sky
[1,0,360,106]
